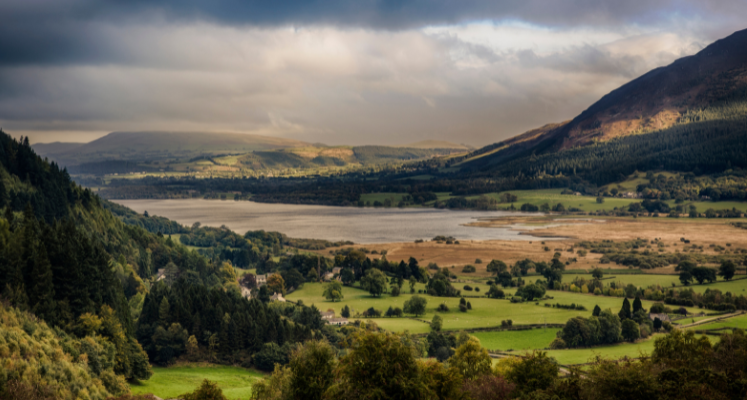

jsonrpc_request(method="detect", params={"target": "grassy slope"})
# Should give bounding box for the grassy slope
[474,328,560,351]
[365,186,745,214]
[130,365,265,400]
[521,335,664,365]
[691,314,747,331]
[287,283,656,334]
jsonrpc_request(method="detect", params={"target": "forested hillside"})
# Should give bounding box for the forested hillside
[0,129,330,395]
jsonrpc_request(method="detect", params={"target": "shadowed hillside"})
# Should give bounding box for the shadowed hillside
[34,131,310,165]
[459,28,747,174]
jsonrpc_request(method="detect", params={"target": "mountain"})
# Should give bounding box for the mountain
[458,28,747,175]
[556,28,747,149]
[33,131,310,166]
[32,141,84,155]
[400,140,471,150]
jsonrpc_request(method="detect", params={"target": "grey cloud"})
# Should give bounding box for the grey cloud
[1,0,744,66]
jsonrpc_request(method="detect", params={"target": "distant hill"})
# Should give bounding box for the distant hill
[32,141,84,155]
[33,132,466,176]
[33,131,310,165]
[459,28,747,174]
[400,140,471,150]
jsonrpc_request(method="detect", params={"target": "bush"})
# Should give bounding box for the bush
[475,287,480,292]
[549,338,566,349]
[181,380,228,400]
[437,303,450,312]
[463,285,473,291]
[649,302,666,313]
[487,285,505,299]
[462,265,476,273]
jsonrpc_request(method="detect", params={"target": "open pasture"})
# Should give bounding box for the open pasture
[287,283,654,333]
[129,364,265,400]
[568,273,680,289]
[511,335,665,366]
[474,328,560,351]
[690,313,747,331]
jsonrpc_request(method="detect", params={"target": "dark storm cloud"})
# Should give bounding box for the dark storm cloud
[1,0,745,145]
[1,0,740,65]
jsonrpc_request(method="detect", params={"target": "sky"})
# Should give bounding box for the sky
[1,1,745,147]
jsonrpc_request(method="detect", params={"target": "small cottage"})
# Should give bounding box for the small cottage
[649,313,671,323]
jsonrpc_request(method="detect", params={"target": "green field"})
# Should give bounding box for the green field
[568,273,747,295]
[287,283,655,334]
[512,335,666,366]
[130,365,265,399]
[359,192,411,205]
[569,274,680,289]
[690,313,747,331]
[474,328,560,351]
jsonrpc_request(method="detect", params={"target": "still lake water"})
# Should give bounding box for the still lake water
[115,199,543,244]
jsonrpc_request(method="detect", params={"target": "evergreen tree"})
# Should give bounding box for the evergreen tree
[28,244,56,322]
[159,297,171,327]
[4,205,13,227]
[341,305,350,318]
[619,298,632,320]
[592,304,601,317]
[633,296,643,314]
[0,178,7,208]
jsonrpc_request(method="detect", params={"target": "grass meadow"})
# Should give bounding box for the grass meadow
[474,328,560,351]
[287,283,655,334]
[522,335,664,365]
[690,313,747,331]
[130,364,265,400]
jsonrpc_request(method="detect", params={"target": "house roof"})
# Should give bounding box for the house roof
[649,313,670,321]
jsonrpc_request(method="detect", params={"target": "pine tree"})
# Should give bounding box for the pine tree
[618,298,632,320]
[28,244,56,322]
[4,206,13,228]
[592,305,602,317]
[0,178,7,209]
[159,297,171,327]
[633,296,643,314]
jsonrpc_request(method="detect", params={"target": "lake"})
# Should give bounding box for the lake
[115,199,547,244]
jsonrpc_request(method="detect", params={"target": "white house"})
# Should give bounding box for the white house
[270,292,286,302]
[320,311,335,320]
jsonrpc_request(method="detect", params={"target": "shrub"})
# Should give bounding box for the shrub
[462,375,515,400]
[437,303,450,312]
[549,338,566,349]
[464,285,473,291]
[181,380,228,400]
[462,265,476,273]
[475,259,483,264]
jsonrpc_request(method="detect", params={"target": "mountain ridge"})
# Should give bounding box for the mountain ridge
[459,27,747,172]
